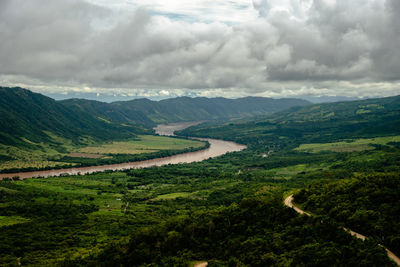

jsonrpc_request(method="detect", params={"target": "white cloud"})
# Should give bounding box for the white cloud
[0,0,399,99]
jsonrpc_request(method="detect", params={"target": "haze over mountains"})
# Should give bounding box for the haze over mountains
[61,96,311,125]
[0,86,310,148]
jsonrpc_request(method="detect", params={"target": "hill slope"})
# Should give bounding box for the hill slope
[0,87,145,148]
[179,95,400,149]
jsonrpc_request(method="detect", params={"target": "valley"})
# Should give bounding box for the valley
[0,123,245,180]
[2,1,400,265]
[0,88,399,266]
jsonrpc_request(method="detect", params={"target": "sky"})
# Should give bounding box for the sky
[0,0,399,100]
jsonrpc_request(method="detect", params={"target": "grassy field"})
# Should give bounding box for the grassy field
[0,215,30,227]
[0,141,77,171]
[79,135,204,155]
[294,135,400,153]
[150,192,194,201]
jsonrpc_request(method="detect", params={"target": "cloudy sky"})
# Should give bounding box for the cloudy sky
[0,0,399,100]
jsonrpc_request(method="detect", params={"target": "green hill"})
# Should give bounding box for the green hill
[58,98,155,126]
[0,87,146,148]
[179,95,400,149]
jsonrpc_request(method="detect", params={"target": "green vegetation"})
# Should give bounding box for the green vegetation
[178,95,400,150]
[295,172,400,255]
[70,196,394,266]
[79,135,204,155]
[0,93,400,265]
[294,135,400,153]
[0,86,305,173]
[0,215,30,227]
[0,87,149,148]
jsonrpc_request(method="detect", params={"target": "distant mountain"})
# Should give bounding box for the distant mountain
[300,96,364,103]
[59,98,154,126]
[0,87,146,147]
[61,96,311,125]
[0,86,310,148]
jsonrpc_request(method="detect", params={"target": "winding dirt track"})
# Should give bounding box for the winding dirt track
[284,195,400,266]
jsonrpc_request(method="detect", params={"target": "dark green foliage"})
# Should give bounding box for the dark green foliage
[67,197,394,267]
[0,181,99,266]
[295,172,400,255]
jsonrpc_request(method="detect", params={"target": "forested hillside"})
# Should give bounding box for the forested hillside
[295,172,400,256]
[0,87,147,147]
[176,94,400,264]
[179,95,400,149]
[66,196,393,266]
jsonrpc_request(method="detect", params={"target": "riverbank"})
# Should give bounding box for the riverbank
[0,122,246,180]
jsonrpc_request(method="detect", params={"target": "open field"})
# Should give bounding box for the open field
[150,192,194,201]
[294,135,400,153]
[78,135,204,155]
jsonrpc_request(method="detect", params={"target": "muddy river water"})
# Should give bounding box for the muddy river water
[0,122,246,179]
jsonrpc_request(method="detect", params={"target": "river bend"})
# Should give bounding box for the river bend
[0,122,246,180]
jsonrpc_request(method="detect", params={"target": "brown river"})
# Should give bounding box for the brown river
[0,122,246,180]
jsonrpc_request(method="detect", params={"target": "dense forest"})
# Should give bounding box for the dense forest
[295,172,400,255]
[0,93,400,266]
[67,196,394,267]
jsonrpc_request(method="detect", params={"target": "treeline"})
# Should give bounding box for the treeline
[294,172,400,256]
[64,196,393,266]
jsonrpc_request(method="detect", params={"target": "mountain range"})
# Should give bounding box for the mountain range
[60,95,311,125]
[0,86,310,148]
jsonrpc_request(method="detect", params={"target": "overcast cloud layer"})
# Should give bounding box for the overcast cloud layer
[0,0,399,99]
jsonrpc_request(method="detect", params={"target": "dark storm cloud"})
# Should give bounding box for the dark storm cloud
[0,0,399,97]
